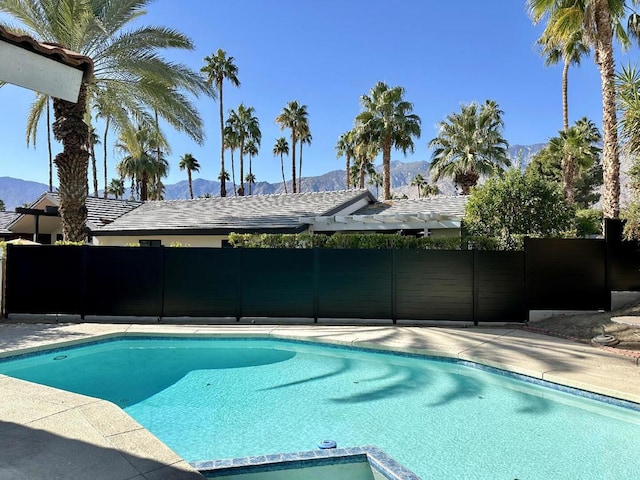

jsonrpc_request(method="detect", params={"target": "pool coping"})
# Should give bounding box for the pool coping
[1,323,639,480]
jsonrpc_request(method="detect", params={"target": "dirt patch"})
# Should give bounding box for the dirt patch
[529,301,640,352]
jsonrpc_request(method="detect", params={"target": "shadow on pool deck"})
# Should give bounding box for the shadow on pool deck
[0,421,203,480]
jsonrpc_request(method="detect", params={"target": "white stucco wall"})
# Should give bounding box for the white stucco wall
[92,234,229,248]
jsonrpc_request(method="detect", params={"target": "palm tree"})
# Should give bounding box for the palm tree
[88,127,100,197]
[227,104,261,196]
[243,139,259,195]
[356,82,421,200]
[245,172,256,194]
[179,153,201,199]
[537,26,590,132]
[533,117,602,204]
[116,123,168,201]
[107,178,125,199]
[616,63,640,156]
[527,0,640,219]
[353,124,379,189]
[1,0,206,240]
[298,123,312,192]
[411,174,426,198]
[422,183,440,197]
[275,101,308,193]
[368,170,383,199]
[428,100,510,195]
[224,125,239,196]
[201,49,240,198]
[273,137,289,193]
[335,130,356,189]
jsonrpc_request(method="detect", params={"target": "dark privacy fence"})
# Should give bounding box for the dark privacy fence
[5,246,528,323]
[5,222,638,323]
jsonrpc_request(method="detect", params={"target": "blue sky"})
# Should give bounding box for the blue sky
[0,0,631,189]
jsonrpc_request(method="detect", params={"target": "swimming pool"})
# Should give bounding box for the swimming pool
[0,336,639,479]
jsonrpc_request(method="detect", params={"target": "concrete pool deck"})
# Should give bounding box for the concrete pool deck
[0,322,639,479]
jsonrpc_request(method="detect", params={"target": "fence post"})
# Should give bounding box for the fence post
[159,246,165,320]
[391,250,397,324]
[472,249,478,326]
[313,248,319,323]
[80,245,88,320]
[236,248,242,322]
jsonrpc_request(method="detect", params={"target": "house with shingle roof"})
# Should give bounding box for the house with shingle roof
[91,190,377,247]
[5,190,467,246]
[6,192,141,244]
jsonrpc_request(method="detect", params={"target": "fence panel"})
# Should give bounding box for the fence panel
[474,251,526,322]
[5,245,84,315]
[241,249,315,318]
[317,249,392,319]
[84,247,163,316]
[525,238,609,311]
[395,250,473,321]
[163,248,240,317]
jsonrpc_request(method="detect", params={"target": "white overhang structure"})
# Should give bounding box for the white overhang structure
[0,26,93,103]
[299,211,461,233]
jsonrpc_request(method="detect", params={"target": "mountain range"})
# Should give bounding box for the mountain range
[1,143,601,211]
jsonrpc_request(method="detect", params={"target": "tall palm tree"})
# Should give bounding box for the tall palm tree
[179,153,200,199]
[224,124,240,196]
[245,172,256,194]
[116,123,168,201]
[88,126,100,197]
[1,0,207,240]
[428,100,510,194]
[411,174,426,198]
[275,100,308,193]
[298,123,312,192]
[356,82,421,200]
[335,130,355,189]
[528,0,640,219]
[243,139,259,195]
[227,104,261,196]
[273,137,289,193]
[353,123,379,189]
[533,117,602,204]
[201,49,240,198]
[368,170,383,199]
[537,27,590,132]
[107,178,125,199]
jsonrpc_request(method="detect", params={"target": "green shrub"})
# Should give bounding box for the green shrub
[575,209,603,237]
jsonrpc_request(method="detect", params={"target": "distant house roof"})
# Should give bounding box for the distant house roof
[300,196,468,232]
[0,211,19,237]
[7,192,142,232]
[92,190,376,236]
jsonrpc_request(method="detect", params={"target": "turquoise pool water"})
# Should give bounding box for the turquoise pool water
[1,337,639,479]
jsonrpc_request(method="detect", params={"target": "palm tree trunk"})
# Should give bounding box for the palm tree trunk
[219,82,227,197]
[291,133,297,194]
[90,135,98,197]
[359,157,366,189]
[594,0,620,219]
[561,58,574,204]
[231,149,237,197]
[298,142,303,192]
[239,139,245,196]
[249,154,253,195]
[562,59,570,132]
[46,99,53,192]
[345,154,351,189]
[52,84,89,242]
[103,116,110,198]
[280,153,287,193]
[382,138,392,200]
[188,169,193,199]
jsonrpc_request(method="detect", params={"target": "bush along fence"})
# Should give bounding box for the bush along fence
[7,219,638,323]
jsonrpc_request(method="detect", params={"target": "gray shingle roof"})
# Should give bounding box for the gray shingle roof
[39,193,142,230]
[93,190,374,235]
[0,212,19,235]
[354,196,468,218]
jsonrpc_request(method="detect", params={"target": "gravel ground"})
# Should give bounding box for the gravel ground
[530,300,640,352]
